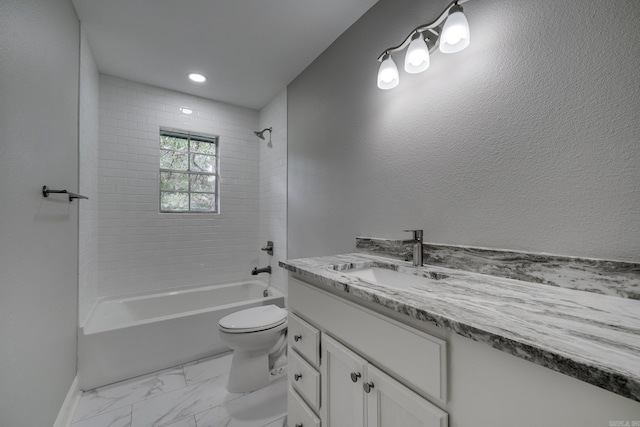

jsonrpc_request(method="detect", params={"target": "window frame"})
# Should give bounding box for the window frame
[159,127,220,214]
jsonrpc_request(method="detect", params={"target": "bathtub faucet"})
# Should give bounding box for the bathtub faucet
[251,266,272,275]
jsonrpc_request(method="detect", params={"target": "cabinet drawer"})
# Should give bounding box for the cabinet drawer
[289,348,321,410]
[290,278,447,405]
[289,386,321,427]
[288,312,320,366]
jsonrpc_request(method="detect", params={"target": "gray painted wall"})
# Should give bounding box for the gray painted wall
[0,0,80,425]
[288,0,640,262]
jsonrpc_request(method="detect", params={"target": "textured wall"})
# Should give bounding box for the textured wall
[79,26,100,325]
[258,89,288,294]
[288,0,640,262]
[97,75,260,297]
[0,0,80,425]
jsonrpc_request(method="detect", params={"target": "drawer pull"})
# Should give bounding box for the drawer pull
[350,372,361,383]
[363,382,375,393]
[296,424,303,427]
[294,373,303,381]
[294,334,302,342]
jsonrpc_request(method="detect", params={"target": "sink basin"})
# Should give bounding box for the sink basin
[342,266,446,290]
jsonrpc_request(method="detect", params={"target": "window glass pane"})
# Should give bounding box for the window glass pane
[191,154,215,172]
[159,129,219,213]
[160,172,189,191]
[160,150,188,170]
[161,192,189,211]
[160,135,188,151]
[191,140,216,155]
[190,174,216,193]
[190,193,215,211]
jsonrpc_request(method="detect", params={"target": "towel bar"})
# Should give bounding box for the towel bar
[42,186,89,202]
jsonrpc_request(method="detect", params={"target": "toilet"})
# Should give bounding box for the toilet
[218,304,288,393]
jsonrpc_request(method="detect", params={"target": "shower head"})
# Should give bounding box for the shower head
[254,127,272,140]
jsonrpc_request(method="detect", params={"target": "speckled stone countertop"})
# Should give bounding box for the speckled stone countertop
[280,253,640,402]
[356,237,640,299]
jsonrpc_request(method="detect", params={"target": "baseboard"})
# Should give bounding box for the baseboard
[53,375,81,427]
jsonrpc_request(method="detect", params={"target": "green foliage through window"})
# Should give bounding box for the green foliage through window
[159,129,218,212]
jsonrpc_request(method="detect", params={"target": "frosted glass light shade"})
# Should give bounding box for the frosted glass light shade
[439,10,470,53]
[404,36,430,73]
[377,55,399,90]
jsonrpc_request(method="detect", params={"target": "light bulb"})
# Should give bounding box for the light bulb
[377,54,399,90]
[404,35,430,74]
[188,73,206,83]
[439,8,470,53]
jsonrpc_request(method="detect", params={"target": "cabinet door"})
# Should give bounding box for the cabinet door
[365,365,448,427]
[321,334,367,427]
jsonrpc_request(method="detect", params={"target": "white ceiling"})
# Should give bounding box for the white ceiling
[72,0,379,110]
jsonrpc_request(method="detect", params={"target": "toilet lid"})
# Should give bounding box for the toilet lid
[219,305,287,332]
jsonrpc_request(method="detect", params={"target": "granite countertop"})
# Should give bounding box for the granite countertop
[280,253,640,402]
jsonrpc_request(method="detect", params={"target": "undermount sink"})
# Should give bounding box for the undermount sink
[342,266,447,290]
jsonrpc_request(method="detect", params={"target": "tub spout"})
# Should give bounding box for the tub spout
[252,266,272,275]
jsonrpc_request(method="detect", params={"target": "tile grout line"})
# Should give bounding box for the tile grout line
[181,364,188,388]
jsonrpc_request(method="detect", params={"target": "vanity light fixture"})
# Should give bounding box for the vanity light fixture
[376,0,471,90]
[180,107,193,115]
[188,73,207,83]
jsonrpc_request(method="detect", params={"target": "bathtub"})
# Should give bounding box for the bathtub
[78,280,284,390]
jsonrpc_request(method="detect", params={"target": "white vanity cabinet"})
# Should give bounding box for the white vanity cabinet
[288,277,448,427]
[321,334,366,427]
[322,334,447,427]
[288,311,322,427]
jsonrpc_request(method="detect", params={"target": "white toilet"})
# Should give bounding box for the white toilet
[218,304,288,393]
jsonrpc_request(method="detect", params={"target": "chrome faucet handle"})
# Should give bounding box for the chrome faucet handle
[403,229,424,266]
[403,229,423,240]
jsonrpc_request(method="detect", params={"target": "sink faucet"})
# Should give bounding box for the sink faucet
[251,266,272,275]
[402,229,423,266]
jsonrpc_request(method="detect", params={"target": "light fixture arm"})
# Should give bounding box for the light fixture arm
[376,0,470,62]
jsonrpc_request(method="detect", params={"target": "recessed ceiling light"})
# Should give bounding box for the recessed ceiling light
[188,73,206,83]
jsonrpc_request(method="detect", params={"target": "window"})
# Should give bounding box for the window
[159,128,219,213]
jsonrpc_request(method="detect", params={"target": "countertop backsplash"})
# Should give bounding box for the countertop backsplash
[356,237,640,300]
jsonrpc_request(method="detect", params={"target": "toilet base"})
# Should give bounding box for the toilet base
[226,350,287,393]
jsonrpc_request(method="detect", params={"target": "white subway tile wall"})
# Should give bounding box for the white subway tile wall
[97,75,261,297]
[258,89,288,295]
[79,28,100,325]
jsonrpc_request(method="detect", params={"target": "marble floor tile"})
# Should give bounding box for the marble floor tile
[194,379,287,427]
[183,352,233,385]
[71,405,132,427]
[73,367,186,423]
[262,416,287,427]
[131,373,244,427]
[166,416,197,427]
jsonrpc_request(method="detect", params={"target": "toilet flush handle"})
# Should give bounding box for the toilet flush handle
[294,334,302,342]
[294,373,302,381]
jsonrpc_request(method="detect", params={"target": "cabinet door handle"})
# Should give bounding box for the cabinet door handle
[294,373,302,381]
[293,334,302,342]
[350,372,361,383]
[363,382,375,393]
[296,424,303,427]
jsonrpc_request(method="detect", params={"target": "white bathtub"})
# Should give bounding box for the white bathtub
[78,281,284,390]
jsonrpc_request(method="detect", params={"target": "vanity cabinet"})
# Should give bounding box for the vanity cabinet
[321,334,366,427]
[322,334,447,427]
[288,277,448,427]
[288,311,322,427]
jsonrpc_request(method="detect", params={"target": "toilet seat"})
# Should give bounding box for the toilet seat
[219,305,287,334]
